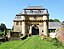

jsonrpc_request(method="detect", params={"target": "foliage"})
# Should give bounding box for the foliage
[0,23,7,36]
[49,19,54,22]
[41,35,47,40]
[51,30,55,32]
[54,19,60,22]
[0,36,64,49]
[0,31,5,37]
[49,19,60,22]
[0,23,6,32]
[50,37,63,47]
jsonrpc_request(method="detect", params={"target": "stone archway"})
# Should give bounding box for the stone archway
[32,25,39,35]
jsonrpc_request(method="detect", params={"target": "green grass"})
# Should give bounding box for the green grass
[0,35,64,49]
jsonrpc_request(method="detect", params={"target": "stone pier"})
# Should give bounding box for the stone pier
[22,16,25,36]
[43,15,48,36]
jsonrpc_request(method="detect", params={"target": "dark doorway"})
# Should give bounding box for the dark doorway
[32,25,39,35]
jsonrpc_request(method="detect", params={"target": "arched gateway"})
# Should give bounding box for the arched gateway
[32,25,39,35]
[13,6,49,37]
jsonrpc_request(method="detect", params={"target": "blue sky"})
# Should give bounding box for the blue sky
[0,0,64,28]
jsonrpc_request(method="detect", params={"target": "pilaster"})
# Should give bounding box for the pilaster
[43,15,48,36]
[21,16,25,36]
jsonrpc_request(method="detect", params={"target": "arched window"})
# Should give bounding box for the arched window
[30,10,33,13]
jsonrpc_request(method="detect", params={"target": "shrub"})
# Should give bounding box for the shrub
[0,31,5,37]
[50,37,63,47]
[41,35,48,40]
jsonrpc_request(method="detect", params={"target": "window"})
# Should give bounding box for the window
[41,10,44,13]
[16,22,19,25]
[33,10,38,13]
[42,30,44,32]
[30,10,33,13]
[26,10,30,13]
[15,16,21,19]
[38,10,41,13]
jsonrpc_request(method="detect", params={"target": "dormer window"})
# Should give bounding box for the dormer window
[30,10,33,13]
[15,16,21,19]
[38,10,41,13]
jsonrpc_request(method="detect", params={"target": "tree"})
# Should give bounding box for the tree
[0,23,6,31]
[54,19,60,22]
[49,19,60,22]
[49,19,54,22]
[0,23,7,36]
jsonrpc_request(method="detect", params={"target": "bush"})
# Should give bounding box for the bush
[41,35,48,40]
[50,37,63,47]
[0,31,5,37]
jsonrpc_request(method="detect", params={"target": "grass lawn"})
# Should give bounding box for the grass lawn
[0,35,64,49]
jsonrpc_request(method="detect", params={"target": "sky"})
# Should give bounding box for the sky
[0,0,64,29]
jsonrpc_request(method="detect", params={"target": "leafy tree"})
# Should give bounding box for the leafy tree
[49,19,54,22]
[49,19,60,22]
[0,23,7,36]
[54,19,60,22]
[0,23,6,31]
